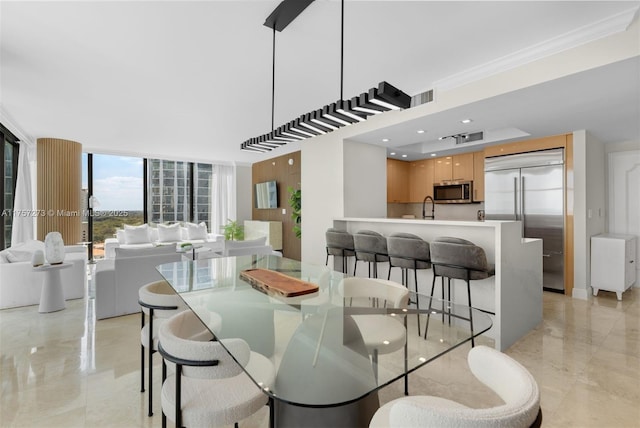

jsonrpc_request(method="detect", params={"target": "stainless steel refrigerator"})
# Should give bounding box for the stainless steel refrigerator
[484,149,565,292]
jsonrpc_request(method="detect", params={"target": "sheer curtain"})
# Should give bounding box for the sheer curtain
[11,141,36,244]
[210,164,236,237]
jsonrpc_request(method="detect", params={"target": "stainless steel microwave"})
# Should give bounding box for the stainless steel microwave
[433,181,473,203]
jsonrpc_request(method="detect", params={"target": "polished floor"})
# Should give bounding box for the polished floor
[1,279,638,427]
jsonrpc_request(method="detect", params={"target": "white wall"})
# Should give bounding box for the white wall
[572,130,606,299]
[235,164,252,224]
[343,140,387,218]
[585,132,607,293]
[301,133,345,265]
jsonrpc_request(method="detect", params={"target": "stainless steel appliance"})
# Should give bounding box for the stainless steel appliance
[484,149,565,292]
[433,181,473,204]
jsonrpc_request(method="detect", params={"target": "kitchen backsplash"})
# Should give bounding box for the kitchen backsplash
[387,202,485,221]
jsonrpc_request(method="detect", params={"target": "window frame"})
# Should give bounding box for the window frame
[1,123,20,250]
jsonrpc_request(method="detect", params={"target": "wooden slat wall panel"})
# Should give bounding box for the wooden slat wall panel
[37,138,82,245]
[252,151,301,260]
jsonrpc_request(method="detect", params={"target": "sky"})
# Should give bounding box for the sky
[82,154,143,211]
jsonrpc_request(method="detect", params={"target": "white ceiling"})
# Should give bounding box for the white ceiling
[1,1,639,164]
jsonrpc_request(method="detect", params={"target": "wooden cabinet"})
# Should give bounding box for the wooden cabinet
[408,159,435,202]
[387,159,410,203]
[473,151,485,202]
[452,153,474,181]
[433,153,474,183]
[388,151,482,203]
[434,156,453,182]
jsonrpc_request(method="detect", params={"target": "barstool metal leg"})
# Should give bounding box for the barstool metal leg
[414,266,421,337]
[424,272,437,340]
[466,278,475,347]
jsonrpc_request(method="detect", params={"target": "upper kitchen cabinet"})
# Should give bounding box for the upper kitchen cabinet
[434,156,453,182]
[409,159,435,202]
[434,153,474,182]
[387,158,410,203]
[473,151,485,202]
[452,153,474,181]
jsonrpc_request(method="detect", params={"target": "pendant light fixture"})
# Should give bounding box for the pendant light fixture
[241,0,411,152]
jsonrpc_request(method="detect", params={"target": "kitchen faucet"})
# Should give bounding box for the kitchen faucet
[422,195,435,220]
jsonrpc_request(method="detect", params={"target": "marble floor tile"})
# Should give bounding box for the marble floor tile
[1,284,639,427]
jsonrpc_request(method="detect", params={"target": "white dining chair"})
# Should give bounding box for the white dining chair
[369,345,542,428]
[158,309,276,428]
[339,277,409,384]
[138,280,187,416]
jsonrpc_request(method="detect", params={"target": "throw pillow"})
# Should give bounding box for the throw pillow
[4,240,46,263]
[124,224,151,245]
[116,229,126,244]
[157,223,182,242]
[186,222,208,240]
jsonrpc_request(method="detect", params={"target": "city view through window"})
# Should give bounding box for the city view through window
[82,154,213,259]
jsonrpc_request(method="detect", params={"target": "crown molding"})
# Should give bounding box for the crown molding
[0,107,35,147]
[434,6,640,92]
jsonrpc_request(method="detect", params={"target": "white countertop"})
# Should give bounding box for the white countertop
[335,218,516,228]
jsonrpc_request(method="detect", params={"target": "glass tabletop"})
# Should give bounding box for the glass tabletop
[156,254,493,408]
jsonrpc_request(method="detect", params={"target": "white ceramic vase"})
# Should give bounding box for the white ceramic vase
[45,232,65,264]
[31,249,45,267]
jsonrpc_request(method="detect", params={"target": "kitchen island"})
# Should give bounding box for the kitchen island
[333,218,543,351]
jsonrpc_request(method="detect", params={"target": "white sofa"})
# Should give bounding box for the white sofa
[94,245,182,319]
[221,237,274,257]
[0,241,87,310]
[103,222,224,259]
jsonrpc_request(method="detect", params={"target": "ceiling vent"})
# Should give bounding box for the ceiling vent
[455,131,484,144]
[411,89,434,107]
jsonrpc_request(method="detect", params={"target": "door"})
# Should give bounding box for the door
[521,164,564,291]
[609,150,640,283]
[484,168,520,220]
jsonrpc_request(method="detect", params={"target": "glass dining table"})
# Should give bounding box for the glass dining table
[156,254,493,428]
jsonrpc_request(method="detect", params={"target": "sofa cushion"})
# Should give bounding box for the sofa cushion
[158,223,182,242]
[115,244,177,259]
[2,240,45,263]
[116,229,126,244]
[186,222,208,240]
[124,224,151,244]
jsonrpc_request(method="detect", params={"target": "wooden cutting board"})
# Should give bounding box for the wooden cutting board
[240,268,319,297]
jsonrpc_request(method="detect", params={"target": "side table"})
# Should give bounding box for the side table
[177,245,212,261]
[33,263,72,313]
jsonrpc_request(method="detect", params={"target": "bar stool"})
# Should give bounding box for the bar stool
[387,232,431,336]
[138,280,186,416]
[353,230,390,278]
[325,228,355,274]
[424,237,494,347]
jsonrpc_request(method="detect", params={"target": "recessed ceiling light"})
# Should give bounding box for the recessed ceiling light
[417,129,425,134]
[430,153,436,157]
[461,119,473,124]
[401,154,407,158]
[382,138,390,142]
[390,152,396,155]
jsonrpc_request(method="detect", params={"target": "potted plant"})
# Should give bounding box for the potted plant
[221,219,244,241]
[287,186,301,238]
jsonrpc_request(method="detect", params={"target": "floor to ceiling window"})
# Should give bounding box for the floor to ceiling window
[88,154,144,258]
[82,152,230,259]
[1,124,19,250]
[147,159,191,224]
[193,163,213,228]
